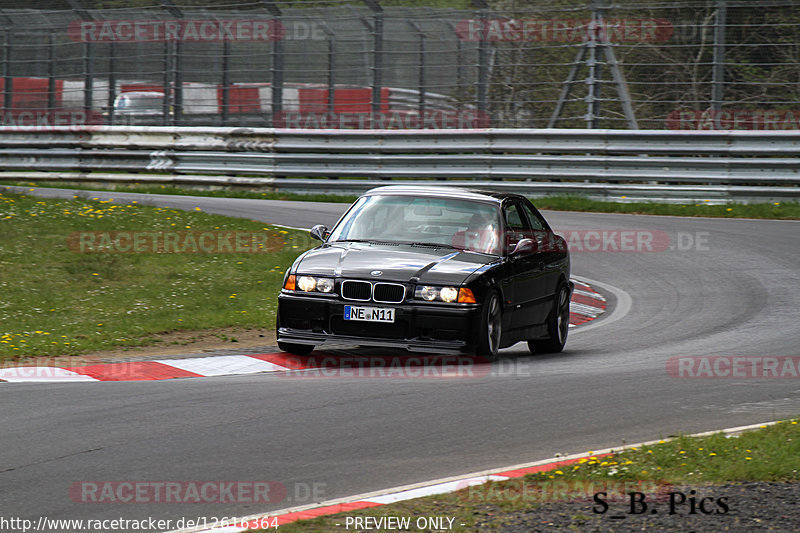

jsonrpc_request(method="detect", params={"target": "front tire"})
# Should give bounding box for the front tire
[476,290,502,360]
[277,341,314,356]
[528,283,570,354]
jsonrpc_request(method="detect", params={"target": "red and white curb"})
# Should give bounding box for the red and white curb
[0,279,606,383]
[570,278,607,327]
[167,420,781,533]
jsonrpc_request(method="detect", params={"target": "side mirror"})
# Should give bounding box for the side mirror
[309,225,329,242]
[511,238,538,256]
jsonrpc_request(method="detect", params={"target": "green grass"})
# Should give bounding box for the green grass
[533,195,800,220]
[0,191,314,361]
[262,418,800,532]
[0,180,358,204]
[4,181,799,220]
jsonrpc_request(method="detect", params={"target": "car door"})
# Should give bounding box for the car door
[520,201,566,300]
[504,201,550,330]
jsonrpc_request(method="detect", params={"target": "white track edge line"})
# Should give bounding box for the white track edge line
[568,275,630,334]
[165,420,784,533]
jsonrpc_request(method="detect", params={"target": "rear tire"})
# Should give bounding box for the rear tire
[476,290,502,361]
[277,341,314,356]
[528,283,570,354]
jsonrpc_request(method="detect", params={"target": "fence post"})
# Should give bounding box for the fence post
[319,21,336,115]
[174,39,183,126]
[262,1,284,126]
[2,32,10,119]
[84,42,94,118]
[711,0,727,112]
[107,41,116,125]
[363,0,384,121]
[221,37,230,125]
[47,33,56,113]
[162,40,171,126]
[473,0,489,115]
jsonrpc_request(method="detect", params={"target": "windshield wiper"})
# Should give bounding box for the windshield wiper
[406,241,458,249]
[333,238,399,245]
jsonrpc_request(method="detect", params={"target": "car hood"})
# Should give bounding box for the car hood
[295,242,498,285]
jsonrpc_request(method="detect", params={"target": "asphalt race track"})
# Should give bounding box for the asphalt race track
[2,187,800,528]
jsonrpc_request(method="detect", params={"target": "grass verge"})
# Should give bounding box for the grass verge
[0,191,313,361]
[259,418,800,532]
[4,180,799,220]
[0,180,358,204]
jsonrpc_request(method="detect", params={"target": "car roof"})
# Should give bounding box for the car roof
[363,185,525,205]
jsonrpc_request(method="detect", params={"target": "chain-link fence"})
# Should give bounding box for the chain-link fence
[1,0,797,129]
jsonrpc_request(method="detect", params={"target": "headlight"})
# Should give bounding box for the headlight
[440,287,458,303]
[294,276,335,293]
[420,286,438,301]
[415,285,463,303]
[316,277,334,293]
[297,276,317,292]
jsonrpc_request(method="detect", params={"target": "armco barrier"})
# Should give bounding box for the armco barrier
[1,127,799,203]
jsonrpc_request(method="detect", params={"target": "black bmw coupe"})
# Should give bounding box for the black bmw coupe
[277,186,572,359]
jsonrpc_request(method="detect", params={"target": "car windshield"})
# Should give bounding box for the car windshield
[328,194,503,255]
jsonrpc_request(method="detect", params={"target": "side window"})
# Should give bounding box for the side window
[504,202,530,251]
[504,203,527,231]
[521,203,546,231]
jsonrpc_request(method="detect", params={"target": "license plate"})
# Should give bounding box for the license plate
[344,305,395,323]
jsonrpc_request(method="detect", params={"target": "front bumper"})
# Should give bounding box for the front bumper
[277,292,481,354]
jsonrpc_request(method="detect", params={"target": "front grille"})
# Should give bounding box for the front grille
[373,283,406,303]
[341,280,371,301]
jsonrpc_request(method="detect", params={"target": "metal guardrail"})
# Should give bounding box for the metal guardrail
[1,127,799,204]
